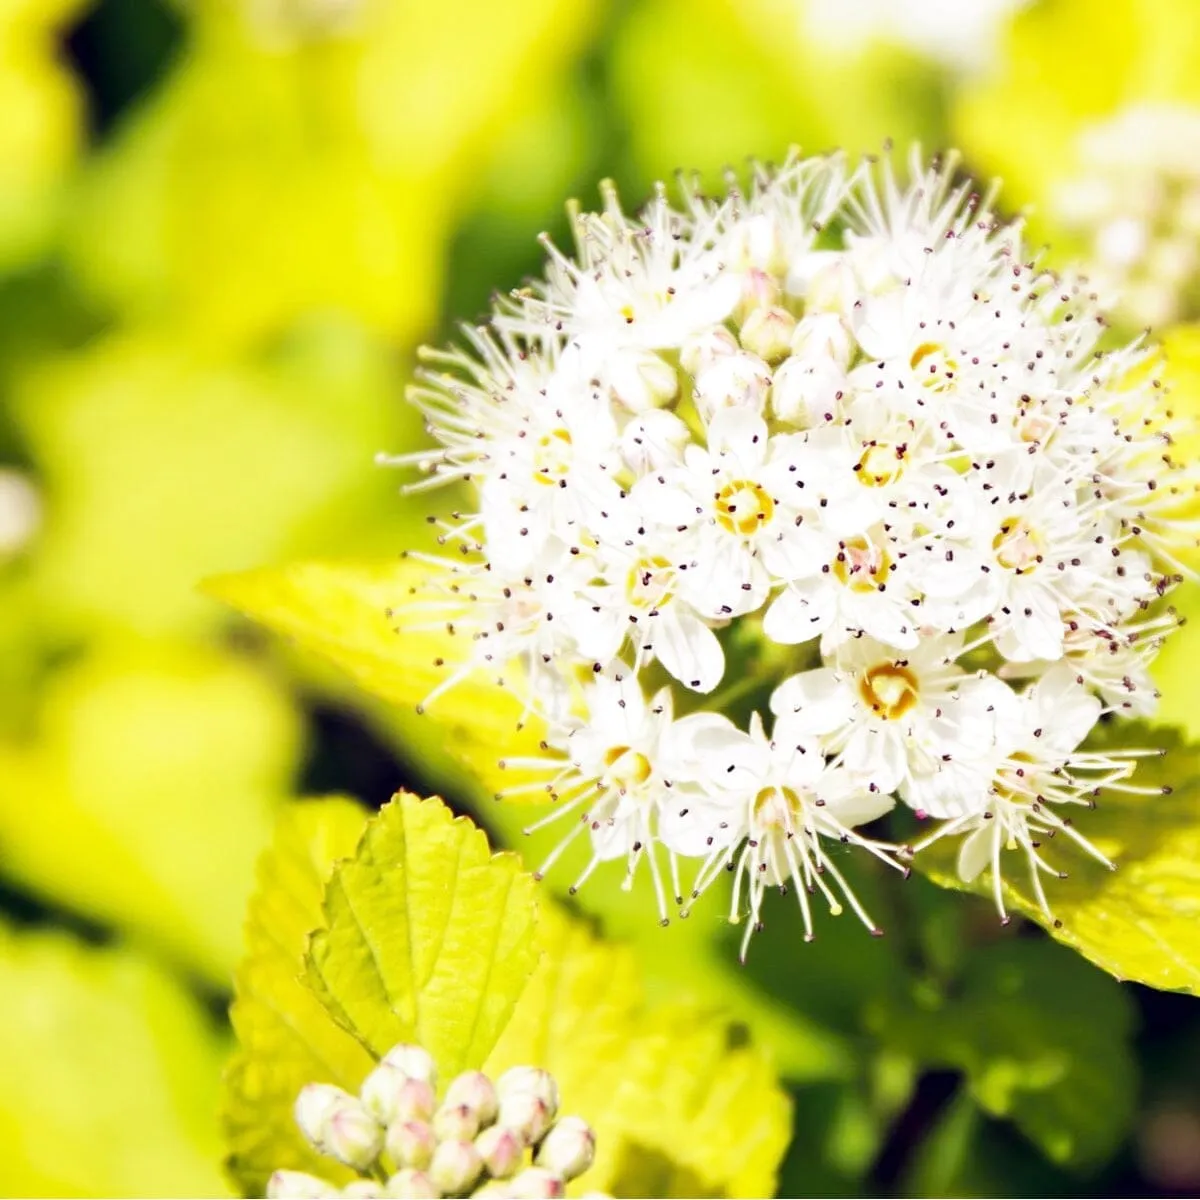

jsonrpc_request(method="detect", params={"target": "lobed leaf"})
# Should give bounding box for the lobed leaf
[222,797,374,1196]
[304,792,540,1077]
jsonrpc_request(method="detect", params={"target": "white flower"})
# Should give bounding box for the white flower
[901,665,1161,922]
[516,672,697,922]
[770,633,969,794]
[662,712,899,956]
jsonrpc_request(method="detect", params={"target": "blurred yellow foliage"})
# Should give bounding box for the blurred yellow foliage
[0,639,301,982]
[0,923,228,1196]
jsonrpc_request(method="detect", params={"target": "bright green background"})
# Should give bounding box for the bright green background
[1,0,1199,1195]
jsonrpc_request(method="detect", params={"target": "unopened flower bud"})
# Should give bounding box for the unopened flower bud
[381,1044,438,1089]
[496,1067,559,1115]
[507,1166,566,1199]
[341,1182,383,1198]
[390,1078,436,1124]
[432,1101,480,1142]
[475,1124,524,1179]
[735,268,782,321]
[790,311,853,369]
[681,325,738,377]
[608,349,679,412]
[325,1099,385,1171]
[360,1062,412,1126]
[295,1084,353,1149]
[535,1116,596,1181]
[770,357,846,428]
[385,1119,436,1170]
[739,305,796,363]
[267,1169,339,1198]
[383,1168,439,1199]
[803,253,858,314]
[442,1069,499,1126]
[428,1139,484,1195]
[620,409,691,474]
[496,1092,552,1147]
[693,352,771,422]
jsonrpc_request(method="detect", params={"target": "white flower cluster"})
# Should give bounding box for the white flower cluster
[395,148,1193,955]
[269,1044,597,1199]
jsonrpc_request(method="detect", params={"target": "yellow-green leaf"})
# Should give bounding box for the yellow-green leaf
[223,797,374,1197]
[0,923,228,1197]
[910,725,1200,993]
[304,792,540,1077]
[485,905,793,1198]
[204,558,549,798]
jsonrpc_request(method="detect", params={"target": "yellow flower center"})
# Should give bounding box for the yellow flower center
[993,517,1045,574]
[603,745,653,792]
[753,785,804,828]
[855,441,908,488]
[832,536,892,592]
[625,556,674,610]
[532,428,572,486]
[858,662,920,719]
[715,479,776,537]
[910,341,959,392]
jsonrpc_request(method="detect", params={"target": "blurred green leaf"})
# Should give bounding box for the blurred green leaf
[876,939,1137,1168]
[205,557,550,799]
[0,922,228,1197]
[64,0,601,349]
[14,325,418,637]
[223,797,373,1197]
[910,724,1200,994]
[0,639,301,982]
[305,792,539,1077]
[484,904,794,1198]
[0,0,88,272]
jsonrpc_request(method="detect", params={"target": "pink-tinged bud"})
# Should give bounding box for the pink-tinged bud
[428,1138,484,1195]
[341,1182,384,1198]
[442,1069,499,1126]
[360,1061,410,1125]
[382,1168,439,1199]
[294,1084,353,1149]
[507,1166,566,1199]
[535,1116,596,1181]
[681,325,739,377]
[325,1100,385,1171]
[735,267,782,321]
[496,1093,552,1147]
[432,1101,480,1142]
[496,1069,558,1127]
[266,1169,339,1198]
[740,306,797,364]
[391,1078,436,1124]
[475,1124,525,1179]
[385,1119,436,1170]
[380,1044,438,1089]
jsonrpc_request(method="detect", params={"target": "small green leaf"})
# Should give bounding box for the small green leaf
[484,905,793,1198]
[204,559,550,800]
[223,797,374,1196]
[877,939,1136,1169]
[911,724,1200,993]
[305,792,540,1077]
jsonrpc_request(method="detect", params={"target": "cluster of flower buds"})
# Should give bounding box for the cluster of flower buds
[268,1044,599,1199]
[390,144,1195,954]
